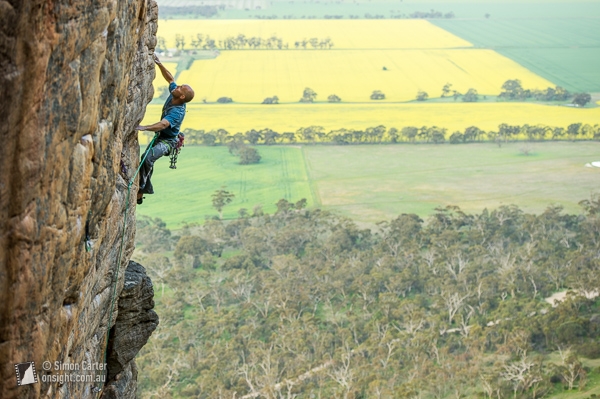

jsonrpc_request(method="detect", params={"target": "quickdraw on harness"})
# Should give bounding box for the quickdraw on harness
[169,133,185,169]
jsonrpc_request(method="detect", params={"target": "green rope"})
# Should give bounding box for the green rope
[94,133,159,397]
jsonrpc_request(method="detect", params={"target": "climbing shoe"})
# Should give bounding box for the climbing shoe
[137,196,145,205]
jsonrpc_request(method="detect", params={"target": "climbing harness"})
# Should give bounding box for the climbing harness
[94,132,159,398]
[169,133,185,169]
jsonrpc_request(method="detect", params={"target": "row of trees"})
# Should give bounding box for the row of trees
[135,197,600,398]
[160,34,334,52]
[251,10,457,20]
[499,80,591,107]
[210,82,591,106]
[411,81,591,105]
[175,122,600,147]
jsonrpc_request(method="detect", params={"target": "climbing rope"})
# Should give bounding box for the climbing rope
[94,132,159,398]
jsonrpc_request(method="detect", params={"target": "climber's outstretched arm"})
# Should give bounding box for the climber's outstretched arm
[136,119,170,132]
[154,54,174,84]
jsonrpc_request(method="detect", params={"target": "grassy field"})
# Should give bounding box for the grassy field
[156,0,600,19]
[137,142,600,228]
[141,102,600,139]
[136,146,314,226]
[433,18,600,92]
[498,48,600,93]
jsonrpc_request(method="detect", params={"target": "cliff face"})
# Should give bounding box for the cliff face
[0,0,159,398]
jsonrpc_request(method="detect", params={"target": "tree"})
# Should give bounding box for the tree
[262,95,279,104]
[442,83,452,98]
[175,34,186,51]
[449,131,463,144]
[156,36,167,52]
[387,127,399,143]
[499,79,529,100]
[261,128,280,145]
[416,91,428,101]
[300,87,317,103]
[217,97,233,103]
[239,147,261,164]
[572,93,591,107]
[328,94,341,102]
[567,123,581,141]
[463,88,479,102]
[370,90,385,100]
[431,130,445,144]
[463,126,484,142]
[555,348,586,390]
[201,133,216,146]
[211,188,235,219]
[401,126,418,142]
[175,235,210,268]
[191,33,204,49]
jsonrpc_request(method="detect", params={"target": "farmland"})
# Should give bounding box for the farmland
[139,13,600,226]
[137,142,600,227]
[175,48,553,103]
[153,19,556,105]
[142,102,600,139]
[136,145,314,226]
[156,0,600,20]
[142,17,598,136]
[152,62,177,100]
[433,18,600,92]
[155,19,471,50]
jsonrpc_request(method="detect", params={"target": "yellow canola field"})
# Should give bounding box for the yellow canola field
[142,102,600,137]
[157,19,472,50]
[152,62,178,100]
[176,49,554,103]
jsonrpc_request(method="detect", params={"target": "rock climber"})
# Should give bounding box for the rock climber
[135,54,194,204]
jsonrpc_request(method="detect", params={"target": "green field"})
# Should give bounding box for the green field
[137,146,314,226]
[138,142,600,227]
[433,18,600,92]
[498,48,600,93]
[157,0,600,20]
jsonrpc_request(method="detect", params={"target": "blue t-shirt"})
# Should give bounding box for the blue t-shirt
[159,82,186,143]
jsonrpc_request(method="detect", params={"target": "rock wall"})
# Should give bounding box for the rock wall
[0,0,159,398]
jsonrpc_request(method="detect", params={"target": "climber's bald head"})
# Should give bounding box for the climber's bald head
[181,84,194,103]
[171,84,195,104]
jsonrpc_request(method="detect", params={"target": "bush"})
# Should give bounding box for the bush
[416,91,428,101]
[300,87,317,102]
[575,341,600,359]
[463,88,479,102]
[328,94,341,102]
[239,147,261,164]
[217,97,233,103]
[262,96,279,104]
[572,93,591,107]
[370,90,385,100]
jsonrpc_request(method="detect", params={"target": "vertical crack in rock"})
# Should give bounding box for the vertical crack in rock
[0,0,159,398]
[101,261,159,399]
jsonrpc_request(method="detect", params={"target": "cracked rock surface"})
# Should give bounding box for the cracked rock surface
[0,0,159,398]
